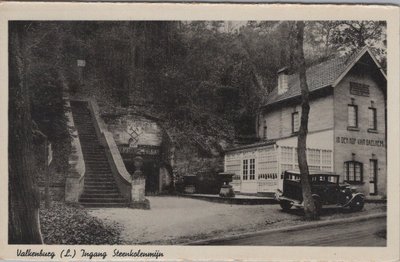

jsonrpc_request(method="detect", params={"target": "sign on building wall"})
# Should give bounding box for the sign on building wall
[335,136,385,147]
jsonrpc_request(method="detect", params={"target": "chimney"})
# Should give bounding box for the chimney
[277,67,289,95]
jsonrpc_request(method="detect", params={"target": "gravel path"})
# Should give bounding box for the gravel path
[88,196,385,245]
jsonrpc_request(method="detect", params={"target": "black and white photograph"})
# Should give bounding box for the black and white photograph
[2,2,399,261]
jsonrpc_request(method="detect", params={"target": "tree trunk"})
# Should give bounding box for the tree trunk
[8,22,43,244]
[295,21,319,221]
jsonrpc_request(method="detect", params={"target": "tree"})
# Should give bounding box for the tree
[9,22,43,244]
[295,21,318,220]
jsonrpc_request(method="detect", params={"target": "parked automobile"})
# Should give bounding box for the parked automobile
[276,170,365,213]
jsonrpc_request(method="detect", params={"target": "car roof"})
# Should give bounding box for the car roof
[284,170,339,176]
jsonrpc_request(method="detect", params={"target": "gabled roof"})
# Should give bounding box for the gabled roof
[263,47,387,108]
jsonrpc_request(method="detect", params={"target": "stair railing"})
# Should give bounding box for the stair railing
[64,96,86,202]
[87,99,132,202]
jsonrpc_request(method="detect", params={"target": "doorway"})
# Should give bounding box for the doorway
[143,161,159,195]
[369,159,378,195]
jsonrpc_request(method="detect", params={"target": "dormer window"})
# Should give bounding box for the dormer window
[277,67,289,95]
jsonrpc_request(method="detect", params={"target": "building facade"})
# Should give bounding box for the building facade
[225,47,387,198]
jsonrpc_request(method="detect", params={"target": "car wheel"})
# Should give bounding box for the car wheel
[279,200,292,211]
[350,198,364,212]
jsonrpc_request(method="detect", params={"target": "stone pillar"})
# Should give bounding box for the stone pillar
[130,156,150,209]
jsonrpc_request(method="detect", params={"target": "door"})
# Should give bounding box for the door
[144,161,159,195]
[369,159,378,195]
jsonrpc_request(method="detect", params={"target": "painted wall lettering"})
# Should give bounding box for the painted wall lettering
[335,136,384,147]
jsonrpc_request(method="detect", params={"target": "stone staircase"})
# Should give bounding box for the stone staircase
[70,100,127,208]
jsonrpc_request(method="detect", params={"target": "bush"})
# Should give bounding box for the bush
[39,202,122,245]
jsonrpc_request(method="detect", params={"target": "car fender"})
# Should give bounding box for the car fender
[311,194,321,201]
[343,193,365,207]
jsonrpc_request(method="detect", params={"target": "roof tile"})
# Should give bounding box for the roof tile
[264,54,356,106]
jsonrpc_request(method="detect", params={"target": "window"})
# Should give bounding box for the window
[263,120,268,139]
[242,159,248,180]
[249,159,255,180]
[344,161,363,183]
[368,107,377,131]
[347,104,358,128]
[292,112,300,133]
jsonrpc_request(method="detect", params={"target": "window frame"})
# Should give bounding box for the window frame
[249,159,256,180]
[368,107,378,132]
[263,120,268,140]
[242,159,248,180]
[347,104,358,130]
[344,161,363,183]
[292,111,300,134]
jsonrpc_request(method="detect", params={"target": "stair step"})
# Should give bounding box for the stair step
[85,179,115,183]
[79,202,128,208]
[81,193,122,198]
[84,158,108,162]
[84,183,117,187]
[83,189,120,194]
[85,178,114,181]
[84,186,118,190]
[85,172,113,175]
[86,170,112,175]
[82,152,106,156]
[85,180,116,184]
[85,176,114,180]
[85,162,110,165]
[85,173,114,176]
[81,147,105,150]
[85,160,110,164]
[79,197,126,203]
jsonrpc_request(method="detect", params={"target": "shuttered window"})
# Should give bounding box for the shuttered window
[292,112,300,133]
[348,105,358,128]
[369,107,377,131]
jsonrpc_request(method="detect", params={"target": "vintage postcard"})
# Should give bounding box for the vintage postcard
[0,2,399,261]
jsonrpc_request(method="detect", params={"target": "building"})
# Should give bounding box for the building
[224,47,387,198]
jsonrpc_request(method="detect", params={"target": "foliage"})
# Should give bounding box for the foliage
[18,22,72,173]
[18,20,386,159]
[39,202,122,244]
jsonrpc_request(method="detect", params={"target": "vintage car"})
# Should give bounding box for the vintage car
[276,170,365,213]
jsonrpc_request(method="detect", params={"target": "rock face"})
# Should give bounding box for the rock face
[104,114,173,194]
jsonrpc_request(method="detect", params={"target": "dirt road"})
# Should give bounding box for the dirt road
[203,215,386,246]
